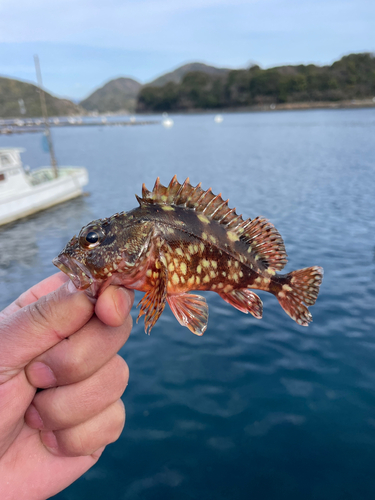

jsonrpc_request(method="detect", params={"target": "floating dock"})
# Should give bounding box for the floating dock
[0,119,160,135]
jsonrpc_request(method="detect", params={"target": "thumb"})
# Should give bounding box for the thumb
[0,281,94,385]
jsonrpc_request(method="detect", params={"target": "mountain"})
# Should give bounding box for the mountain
[147,62,231,87]
[0,76,84,118]
[79,77,142,113]
[137,53,375,112]
[4,55,372,118]
[79,64,229,113]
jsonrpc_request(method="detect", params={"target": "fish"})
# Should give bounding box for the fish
[53,176,323,335]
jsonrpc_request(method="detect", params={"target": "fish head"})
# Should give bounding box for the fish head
[53,212,151,297]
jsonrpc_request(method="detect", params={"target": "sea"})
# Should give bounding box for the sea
[1,108,375,500]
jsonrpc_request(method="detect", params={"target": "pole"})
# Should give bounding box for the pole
[34,55,58,178]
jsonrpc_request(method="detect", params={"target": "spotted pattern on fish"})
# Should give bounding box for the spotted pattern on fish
[53,176,324,335]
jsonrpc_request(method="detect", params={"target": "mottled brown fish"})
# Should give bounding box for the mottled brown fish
[53,176,323,335]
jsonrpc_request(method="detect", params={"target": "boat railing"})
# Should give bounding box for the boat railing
[30,169,57,185]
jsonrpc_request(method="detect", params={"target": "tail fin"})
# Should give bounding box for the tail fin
[276,266,323,326]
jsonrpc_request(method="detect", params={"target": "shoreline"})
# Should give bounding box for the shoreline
[1,99,374,123]
[245,98,375,113]
[136,98,375,115]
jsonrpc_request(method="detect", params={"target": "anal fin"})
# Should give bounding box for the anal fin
[167,293,209,336]
[218,289,263,319]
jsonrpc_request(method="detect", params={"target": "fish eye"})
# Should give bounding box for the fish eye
[79,225,105,249]
[86,231,99,244]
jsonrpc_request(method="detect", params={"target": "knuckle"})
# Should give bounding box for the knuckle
[25,295,66,341]
[60,344,88,378]
[34,388,67,429]
[54,400,126,456]
[26,297,53,328]
[111,355,129,394]
[57,430,87,457]
[108,400,126,442]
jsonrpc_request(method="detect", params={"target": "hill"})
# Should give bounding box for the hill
[147,62,231,87]
[0,76,83,118]
[79,65,229,113]
[79,77,142,113]
[3,55,374,117]
[137,53,375,112]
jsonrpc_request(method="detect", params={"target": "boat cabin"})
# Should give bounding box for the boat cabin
[0,148,30,194]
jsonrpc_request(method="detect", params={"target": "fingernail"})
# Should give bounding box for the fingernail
[41,430,59,454]
[25,404,44,429]
[118,287,134,309]
[115,288,134,322]
[28,362,57,388]
[115,287,128,311]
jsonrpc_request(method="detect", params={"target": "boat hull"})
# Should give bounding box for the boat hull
[0,167,89,226]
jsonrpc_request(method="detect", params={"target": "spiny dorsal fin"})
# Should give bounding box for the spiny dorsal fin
[135,194,146,206]
[139,177,288,271]
[140,176,242,228]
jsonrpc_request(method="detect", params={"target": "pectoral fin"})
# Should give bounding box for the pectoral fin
[137,261,168,334]
[218,289,263,319]
[167,293,209,336]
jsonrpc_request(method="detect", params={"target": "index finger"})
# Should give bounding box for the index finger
[0,272,69,321]
[0,281,94,383]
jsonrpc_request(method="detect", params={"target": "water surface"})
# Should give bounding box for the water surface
[1,109,375,500]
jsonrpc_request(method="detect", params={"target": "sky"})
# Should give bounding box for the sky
[0,0,374,101]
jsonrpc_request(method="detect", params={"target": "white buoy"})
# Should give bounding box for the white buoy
[162,118,174,128]
[214,114,223,123]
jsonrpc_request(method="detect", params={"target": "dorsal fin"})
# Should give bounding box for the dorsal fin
[139,177,288,271]
[240,217,288,271]
[135,194,146,206]
[140,176,242,228]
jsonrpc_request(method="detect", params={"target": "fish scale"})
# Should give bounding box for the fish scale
[53,176,324,335]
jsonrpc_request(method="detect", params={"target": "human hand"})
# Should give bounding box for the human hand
[0,273,134,500]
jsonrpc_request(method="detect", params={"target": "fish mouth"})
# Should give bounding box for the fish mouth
[53,255,94,290]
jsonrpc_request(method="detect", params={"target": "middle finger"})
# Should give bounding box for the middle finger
[25,312,132,389]
[25,354,129,431]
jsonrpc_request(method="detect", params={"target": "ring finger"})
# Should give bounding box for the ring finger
[41,399,125,457]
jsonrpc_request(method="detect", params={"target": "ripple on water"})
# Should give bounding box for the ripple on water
[1,109,375,500]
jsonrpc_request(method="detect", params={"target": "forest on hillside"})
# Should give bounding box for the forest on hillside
[0,77,82,118]
[137,53,375,112]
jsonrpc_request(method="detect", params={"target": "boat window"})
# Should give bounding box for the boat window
[0,155,11,165]
[0,173,5,181]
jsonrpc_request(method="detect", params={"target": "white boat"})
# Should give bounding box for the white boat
[0,148,88,226]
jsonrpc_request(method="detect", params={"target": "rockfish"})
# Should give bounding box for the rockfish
[53,176,323,335]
